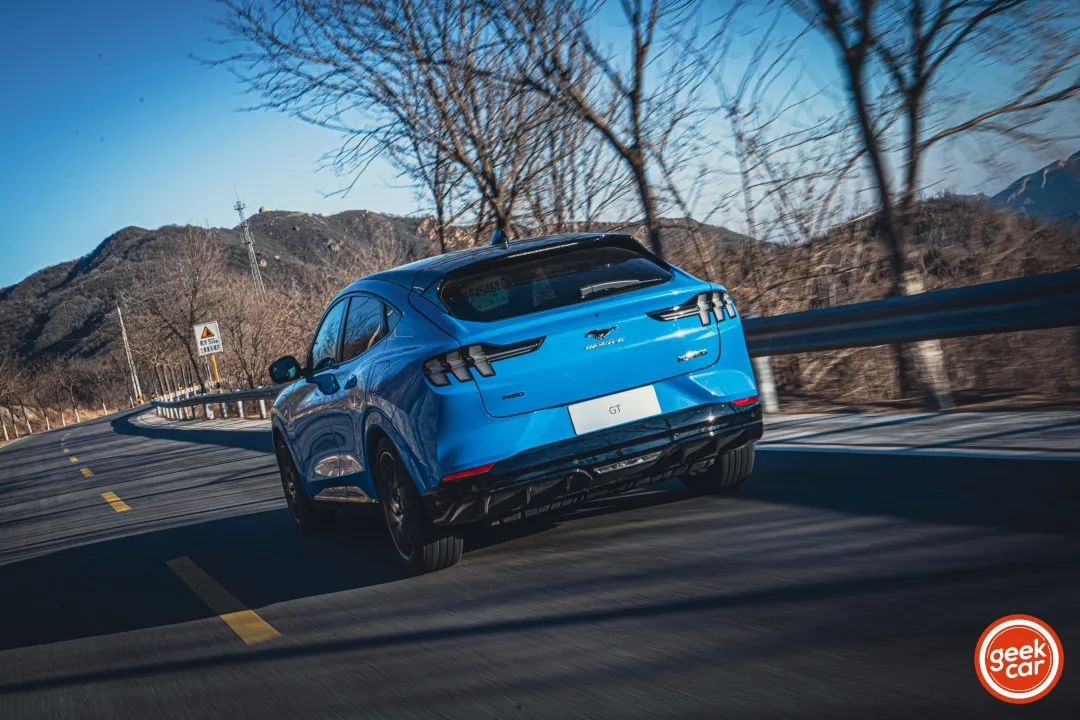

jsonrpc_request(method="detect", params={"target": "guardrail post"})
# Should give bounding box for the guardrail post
[258,399,267,419]
[220,401,228,419]
[237,401,244,418]
[205,403,214,420]
[751,356,779,414]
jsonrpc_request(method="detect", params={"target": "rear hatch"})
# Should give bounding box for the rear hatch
[422,239,724,418]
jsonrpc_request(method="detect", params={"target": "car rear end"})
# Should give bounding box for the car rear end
[406,234,762,525]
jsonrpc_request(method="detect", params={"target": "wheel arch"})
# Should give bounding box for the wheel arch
[362,408,431,495]
[271,417,291,456]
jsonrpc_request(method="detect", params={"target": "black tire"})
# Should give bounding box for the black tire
[275,441,333,534]
[681,442,756,495]
[374,439,462,573]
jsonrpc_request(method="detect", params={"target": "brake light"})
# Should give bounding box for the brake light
[423,337,544,386]
[441,462,496,484]
[649,291,736,325]
[731,395,758,407]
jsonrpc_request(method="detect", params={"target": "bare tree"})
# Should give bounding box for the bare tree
[125,227,227,392]
[491,0,716,257]
[73,354,126,416]
[215,0,600,242]
[783,0,1080,407]
[28,361,55,432]
[398,134,470,254]
[48,358,84,425]
[218,283,309,388]
[0,354,22,441]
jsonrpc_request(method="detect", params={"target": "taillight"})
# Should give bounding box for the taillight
[649,291,736,325]
[731,395,758,407]
[423,337,544,386]
[423,357,451,386]
[441,462,496,484]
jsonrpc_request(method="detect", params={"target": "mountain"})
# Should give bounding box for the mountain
[0,210,433,362]
[989,149,1080,225]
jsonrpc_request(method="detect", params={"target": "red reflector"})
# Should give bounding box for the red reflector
[440,462,496,484]
[731,395,759,407]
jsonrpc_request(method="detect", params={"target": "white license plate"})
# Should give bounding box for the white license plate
[568,385,661,435]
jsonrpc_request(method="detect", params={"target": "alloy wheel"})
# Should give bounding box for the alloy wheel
[378,450,419,561]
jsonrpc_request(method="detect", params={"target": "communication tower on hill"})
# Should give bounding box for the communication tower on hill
[233,193,265,294]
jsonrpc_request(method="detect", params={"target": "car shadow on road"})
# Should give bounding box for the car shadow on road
[0,505,406,654]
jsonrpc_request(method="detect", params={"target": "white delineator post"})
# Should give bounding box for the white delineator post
[751,356,779,414]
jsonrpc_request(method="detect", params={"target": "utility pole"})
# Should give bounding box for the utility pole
[234,193,265,295]
[116,302,143,403]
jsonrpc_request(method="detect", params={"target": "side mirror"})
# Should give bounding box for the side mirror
[269,355,304,384]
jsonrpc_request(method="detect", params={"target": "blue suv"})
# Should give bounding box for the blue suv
[268,233,762,572]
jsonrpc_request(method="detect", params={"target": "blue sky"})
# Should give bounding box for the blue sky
[0,1,1074,288]
[0,0,415,288]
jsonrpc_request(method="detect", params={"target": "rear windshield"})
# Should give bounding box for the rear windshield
[439,243,672,322]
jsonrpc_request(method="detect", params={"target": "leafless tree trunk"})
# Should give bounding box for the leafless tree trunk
[18,400,31,434]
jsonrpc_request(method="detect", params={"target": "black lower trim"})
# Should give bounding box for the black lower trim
[424,403,763,526]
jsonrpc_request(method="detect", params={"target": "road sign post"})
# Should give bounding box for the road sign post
[209,354,221,389]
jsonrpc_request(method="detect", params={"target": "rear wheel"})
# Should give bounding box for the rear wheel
[276,441,333,533]
[681,442,755,495]
[374,439,462,573]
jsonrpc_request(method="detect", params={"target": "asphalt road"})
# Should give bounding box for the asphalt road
[0,408,1077,718]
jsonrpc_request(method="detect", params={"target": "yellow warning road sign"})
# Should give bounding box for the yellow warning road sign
[194,321,223,356]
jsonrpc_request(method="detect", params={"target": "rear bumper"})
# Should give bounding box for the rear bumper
[423,403,763,526]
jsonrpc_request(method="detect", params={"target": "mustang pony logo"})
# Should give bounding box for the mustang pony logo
[585,326,618,340]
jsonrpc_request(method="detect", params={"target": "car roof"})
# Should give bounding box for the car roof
[351,232,639,294]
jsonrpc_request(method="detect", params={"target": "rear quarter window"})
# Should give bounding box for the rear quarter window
[439,243,671,322]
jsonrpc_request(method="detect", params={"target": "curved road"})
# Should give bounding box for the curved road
[0,409,1077,718]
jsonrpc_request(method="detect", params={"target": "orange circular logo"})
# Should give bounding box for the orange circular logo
[975,614,1064,704]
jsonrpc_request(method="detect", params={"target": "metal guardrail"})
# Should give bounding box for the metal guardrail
[151,268,1079,420]
[152,385,282,420]
[743,268,1080,356]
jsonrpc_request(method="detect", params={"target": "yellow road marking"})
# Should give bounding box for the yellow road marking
[101,491,131,512]
[68,456,78,462]
[166,557,280,645]
[220,610,280,644]
[62,447,71,453]
[80,467,94,478]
